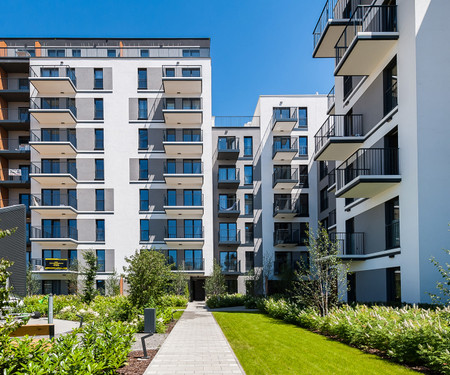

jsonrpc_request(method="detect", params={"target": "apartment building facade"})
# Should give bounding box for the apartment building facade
[312,0,450,303]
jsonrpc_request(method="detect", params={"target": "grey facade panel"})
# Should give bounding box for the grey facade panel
[148,67,162,90]
[148,98,163,120]
[76,128,95,151]
[77,219,96,242]
[148,189,165,211]
[148,129,164,151]
[77,159,95,181]
[105,189,114,211]
[76,98,95,121]
[354,203,386,255]
[77,189,95,211]
[105,249,115,272]
[129,98,138,121]
[103,68,113,91]
[149,219,165,242]
[0,205,26,297]
[76,68,94,90]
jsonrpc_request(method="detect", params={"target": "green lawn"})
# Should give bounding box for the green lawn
[213,312,418,375]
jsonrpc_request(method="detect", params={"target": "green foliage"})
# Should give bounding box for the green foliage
[257,298,450,374]
[123,249,173,308]
[0,320,136,374]
[205,260,226,298]
[81,250,98,304]
[0,226,16,239]
[170,268,190,298]
[105,270,120,296]
[26,266,40,296]
[158,294,188,308]
[429,248,450,305]
[206,293,247,309]
[0,259,14,316]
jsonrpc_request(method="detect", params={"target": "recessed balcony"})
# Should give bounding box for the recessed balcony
[162,98,202,126]
[218,229,241,246]
[30,98,77,125]
[330,232,365,259]
[271,108,298,133]
[272,137,298,162]
[0,168,30,188]
[220,259,241,275]
[0,77,29,101]
[30,162,78,187]
[0,138,30,159]
[29,65,77,95]
[218,168,240,189]
[314,114,364,161]
[0,108,30,131]
[30,130,77,157]
[163,161,203,187]
[334,5,399,76]
[218,198,240,218]
[273,198,298,219]
[30,226,78,248]
[273,229,299,248]
[217,137,239,160]
[163,129,203,157]
[163,195,204,218]
[273,168,298,190]
[30,194,78,218]
[164,226,204,249]
[162,65,202,95]
[335,148,401,198]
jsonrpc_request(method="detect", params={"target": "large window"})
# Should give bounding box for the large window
[94,129,104,150]
[298,107,308,127]
[95,189,105,211]
[140,49,149,57]
[218,166,237,181]
[245,223,254,244]
[184,249,202,270]
[299,165,308,188]
[299,136,308,156]
[139,159,148,180]
[244,136,253,156]
[94,69,103,89]
[182,49,200,57]
[72,49,81,57]
[167,190,177,206]
[107,49,116,58]
[94,99,104,120]
[184,219,202,238]
[138,99,148,120]
[42,219,60,238]
[41,68,58,77]
[167,250,177,269]
[220,251,237,272]
[96,250,105,272]
[140,189,149,211]
[138,129,148,149]
[320,188,328,212]
[245,251,254,272]
[42,249,61,264]
[219,222,237,242]
[244,194,253,215]
[273,107,290,120]
[138,68,147,89]
[182,98,201,109]
[140,219,149,241]
[48,49,65,57]
[96,219,105,241]
[182,68,201,77]
[167,219,177,238]
[384,57,398,116]
[183,159,201,174]
[95,159,104,180]
[298,194,309,217]
[244,165,253,184]
[184,190,202,206]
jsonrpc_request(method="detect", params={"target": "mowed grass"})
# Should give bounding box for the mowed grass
[213,312,419,375]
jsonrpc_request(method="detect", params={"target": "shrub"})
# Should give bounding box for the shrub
[206,294,247,309]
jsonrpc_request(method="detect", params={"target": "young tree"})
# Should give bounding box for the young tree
[124,249,173,308]
[428,248,450,305]
[26,266,40,296]
[293,223,349,316]
[106,270,121,296]
[81,250,98,304]
[205,260,226,298]
[0,259,14,316]
[170,265,189,298]
[67,259,79,295]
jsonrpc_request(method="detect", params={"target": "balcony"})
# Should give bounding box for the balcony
[0,168,30,187]
[218,168,240,189]
[315,114,363,161]
[335,5,398,76]
[0,138,30,159]
[163,129,203,157]
[30,226,78,248]
[386,221,400,250]
[163,161,203,187]
[29,65,77,95]
[217,137,239,160]
[0,78,29,101]
[328,168,336,192]
[330,232,365,258]
[274,229,299,247]
[30,162,78,187]
[336,148,401,198]
[162,98,202,126]
[30,98,77,125]
[162,65,202,95]
[327,86,335,114]
[272,137,298,162]
[30,130,77,157]
[31,258,77,272]
[273,198,298,219]
[163,195,204,217]
[30,194,78,218]
[218,199,240,218]
[0,108,30,130]
[218,229,241,246]
[271,108,298,133]
[273,168,298,190]
[164,226,204,249]
[220,259,241,275]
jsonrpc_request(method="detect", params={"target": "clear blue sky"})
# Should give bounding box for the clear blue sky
[0,0,334,115]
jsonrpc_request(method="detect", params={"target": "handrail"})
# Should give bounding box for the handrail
[218,136,239,151]
[273,197,298,215]
[273,167,298,184]
[327,86,335,111]
[29,65,77,87]
[271,108,298,130]
[30,98,77,118]
[30,162,77,178]
[330,232,365,255]
[0,77,29,91]
[30,130,77,148]
[218,198,240,212]
[273,137,299,155]
[163,97,202,110]
[164,193,204,207]
[274,229,300,245]
[0,168,30,182]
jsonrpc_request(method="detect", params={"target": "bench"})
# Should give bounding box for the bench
[10,324,55,339]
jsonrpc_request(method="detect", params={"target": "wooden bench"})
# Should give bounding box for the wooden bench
[10,324,55,339]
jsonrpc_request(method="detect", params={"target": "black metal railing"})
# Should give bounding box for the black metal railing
[336,148,399,190]
[218,198,240,213]
[163,129,203,142]
[0,78,29,91]
[31,226,78,241]
[328,168,336,187]
[273,168,298,186]
[214,116,260,127]
[30,162,77,179]
[330,232,365,255]
[0,139,30,152]
[274,229,299,246]
[164,161,203,174]
[273,137,298,156]
[336,5,398,65]
[30,130,77,148]
[218,229,241,244]
[218,137,239,152]
[273,198,298,216]
[0,108,30,122]
[31,194,78,209]
[162,65,202,78]
[30,98,77,118]
[327,86,335,111]
[386,221,400,249]
[165,226,204,239]
[221,259,240,273]
[0,168,30,183]
[315,114,363,153]
[271,108,298,130]
[29,65,77,87]
[218,168,240,183]
[163,98,202,110]
[329,209,336,227]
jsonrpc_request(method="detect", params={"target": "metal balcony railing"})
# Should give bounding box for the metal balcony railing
[30,130,77,148]
[386,221,400,249]
[328,168,336,187]
[0,78,29,91]
[162,65,202,78]
[330,232,365,255]
[165,226,204,239]
[273,168,298,185]
[214,116,260,127]
[220,259,241,273]
[164,194,204,207]
[183,258,204,271]
[218,136,239,152]
[31,194,78,209]
[164,161,203,174]
[163,98,202,110]
[272,137,298,156]
[31,226,78,241]
[336,148,399,190]
[274,229,299,246]
[315,114,363,153]
[0,139,30,152]
[163,129,203,142]
[29,65,77,87]
[328,86,335,111]
[31,162,77,179]
[0,108,30,122]
[219,229,241,244]
[30,98,77,118]
[273,198,298,216]
[336,5,398,65]
[218,168,240,183]
[0,168,30,183]
[218,198,240,213]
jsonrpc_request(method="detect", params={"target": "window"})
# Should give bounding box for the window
[41,98,59,109]
[42,159,60,174]
[41,68,59,77]
[183,129,201,142]
[140,49,149,57]
[298,107,308,127]
[167,219,177,238]
[42,189,60,206]
[167,250,177,269]
[219,194,236,211]
[184,219,202,238]
[139,159,148,180]
[96,189,105,211]
[167,190,177,206]
[140,219,149,241]
[299,136,308,156]
[165,129,176,141]
[298,194,309,217]
[19,193,30,212]
[273,107,290,120]
[218,136,237,151]
[68,250,77,268]
[183,159,201,174]
[218,166,237,181]
[244,165,253,184]
[245,223,254,244]
[107,49,116,58]
[43,249,61,266]
[165,98,175,109]
[244,194,253,215]
[165,68,175,77]
[42,280,61,295]
[319,161,328,180]
[184,190,202,206]
[245,251,254,272]
[94,129,104,150]
[25,49,36,57]
[138,68,147,89]
[140,189,149,211]
[299,165,309,188]
[94,99,104,120]
[138,129,148,149]
[384,57,398,116]
[72,49,81,57]
[219,251,237,272]
[385,196,400,249]
[94,69,103,89]
[96,280,105,295]
[48,49,65,57]
[182,68,201,77]
[166,159,176,174]
[320,187,328,212]
[66,68,76,86]
[184,250,202,270]
[96,250,105,272]
[244,136,253,156]
[182,49,200,57]
[68,219,77,241]
[95,159,104,180]
[182,98,201,109]
[138,99,148,119]
[219,222,237,242]
[96,220,105,241]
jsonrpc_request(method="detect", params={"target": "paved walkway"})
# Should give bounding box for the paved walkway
[144,301,245,375]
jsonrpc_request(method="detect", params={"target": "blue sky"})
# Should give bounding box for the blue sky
[0,0,334,115]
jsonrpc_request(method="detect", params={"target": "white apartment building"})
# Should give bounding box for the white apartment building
[312,0,450,303]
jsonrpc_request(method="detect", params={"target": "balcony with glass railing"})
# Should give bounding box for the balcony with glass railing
[0,138,30,159]
[30,193,78,217]
[29,98,77,124]
[30,161,78,187]
[164,225,204,249]
[163,129,203,157]
[217,136,239,160]
[162,98,202,126]
[0,168,30,187]
[29,65,77,95]
[218,229,241,246]
[30,225,78,247]
[272,167,298,190]
[163,193,204,217]
[163,160,203,187]
[162,65,202,95]
[335,5,398,76]
[30,130,77,156]
[0,108,30,130]
[336,148,401,198]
